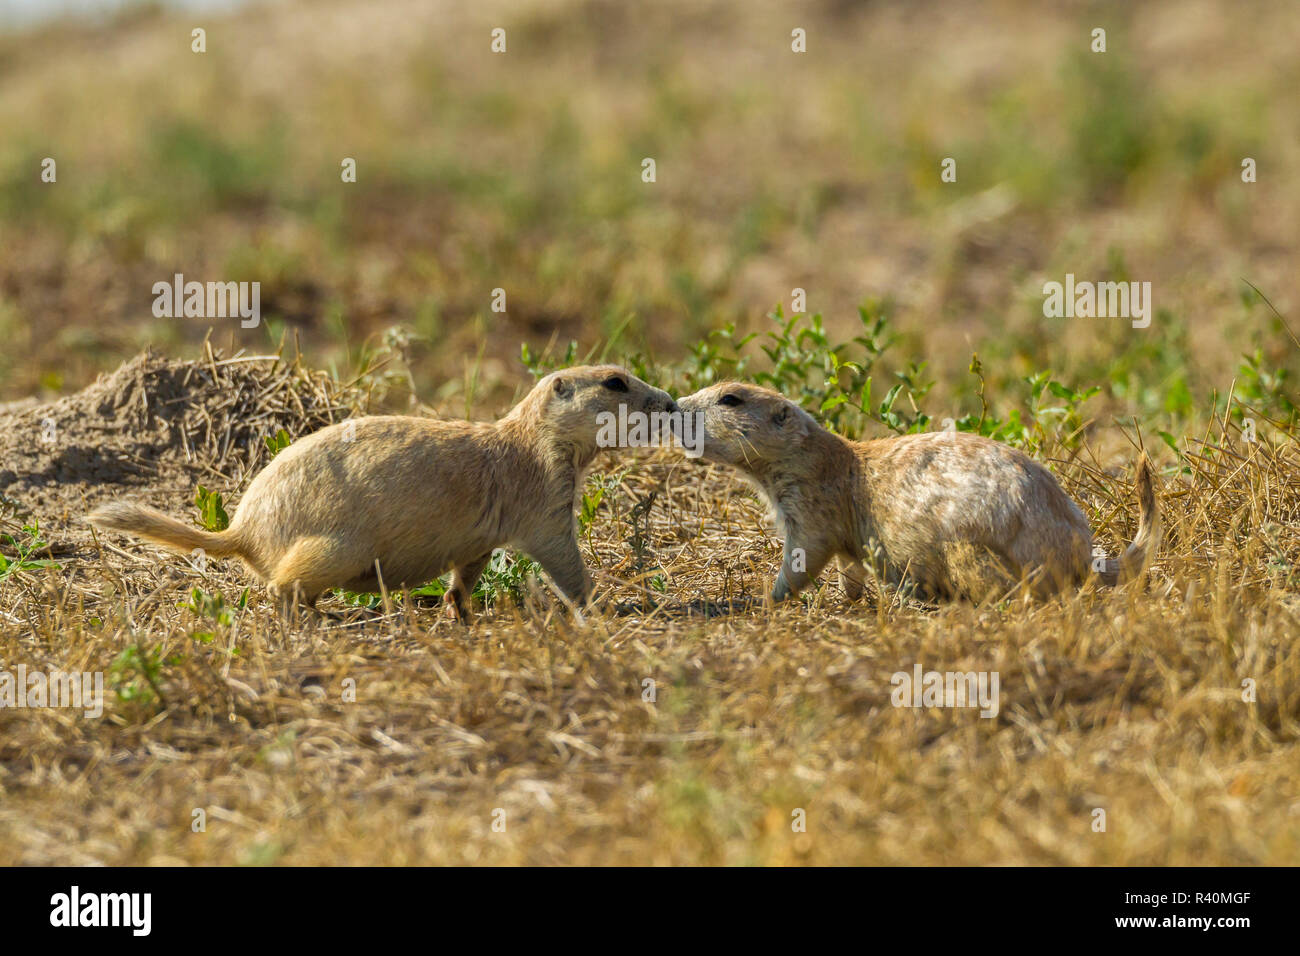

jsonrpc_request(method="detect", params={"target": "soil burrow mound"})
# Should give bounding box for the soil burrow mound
[0,348,365,544]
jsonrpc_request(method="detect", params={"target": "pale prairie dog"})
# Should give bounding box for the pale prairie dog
[88,366,676,617]
[677,382,1159,604]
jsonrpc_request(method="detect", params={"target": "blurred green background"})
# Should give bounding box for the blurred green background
[0,0,1295,430]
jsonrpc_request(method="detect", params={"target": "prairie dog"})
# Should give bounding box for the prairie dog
[677,382,1159,604]
[88,366,676,616]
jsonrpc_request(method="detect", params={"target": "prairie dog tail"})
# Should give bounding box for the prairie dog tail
[1095,454,1161,586]
[87,501,241,558]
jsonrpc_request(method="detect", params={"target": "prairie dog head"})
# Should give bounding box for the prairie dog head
[516,365,677,459]
[676,382,815,473]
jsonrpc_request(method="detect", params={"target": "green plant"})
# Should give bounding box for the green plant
[947,360,1100,453]
[194,485,229,532]
[109,644,169,706]
[181,587,247,643]
[580,469,629,537]
[624,490,666,595]
[752,302,894,437]
[0,522,60,586]
[473,550,543,606]
[875,359,936,435]
[337,589,388,609]
[680,300,897,439]
[1235,347,1296,422]
[1021,371,1101,451]
[672,302,1107,454]
[522,340,579,379]
[682,321,756,390]
[338,550,543,610]
[264,428,292,456]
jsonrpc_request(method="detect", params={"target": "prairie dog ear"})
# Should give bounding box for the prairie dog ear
[772,401,809,438]
[552,376,574,398]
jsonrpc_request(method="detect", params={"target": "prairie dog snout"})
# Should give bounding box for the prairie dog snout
[88,365,676,617]
[678,382,1159,603]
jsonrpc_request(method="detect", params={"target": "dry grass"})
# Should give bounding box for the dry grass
[2,349,1299,865]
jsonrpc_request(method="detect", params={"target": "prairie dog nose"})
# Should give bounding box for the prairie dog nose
[646,390,675,413]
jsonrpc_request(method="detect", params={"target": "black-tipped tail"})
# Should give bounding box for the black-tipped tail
[1094,454,1160,586]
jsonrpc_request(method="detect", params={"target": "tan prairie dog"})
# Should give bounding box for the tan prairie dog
[676,382,1159,604]
[88,366,676,617]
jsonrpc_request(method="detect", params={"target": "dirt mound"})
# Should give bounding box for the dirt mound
[0,349,364,541]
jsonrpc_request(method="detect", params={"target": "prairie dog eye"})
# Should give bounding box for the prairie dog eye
[603,376,629,392]
[718,394,744,407]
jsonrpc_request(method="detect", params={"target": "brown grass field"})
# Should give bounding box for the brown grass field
[1,0,1299,865]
